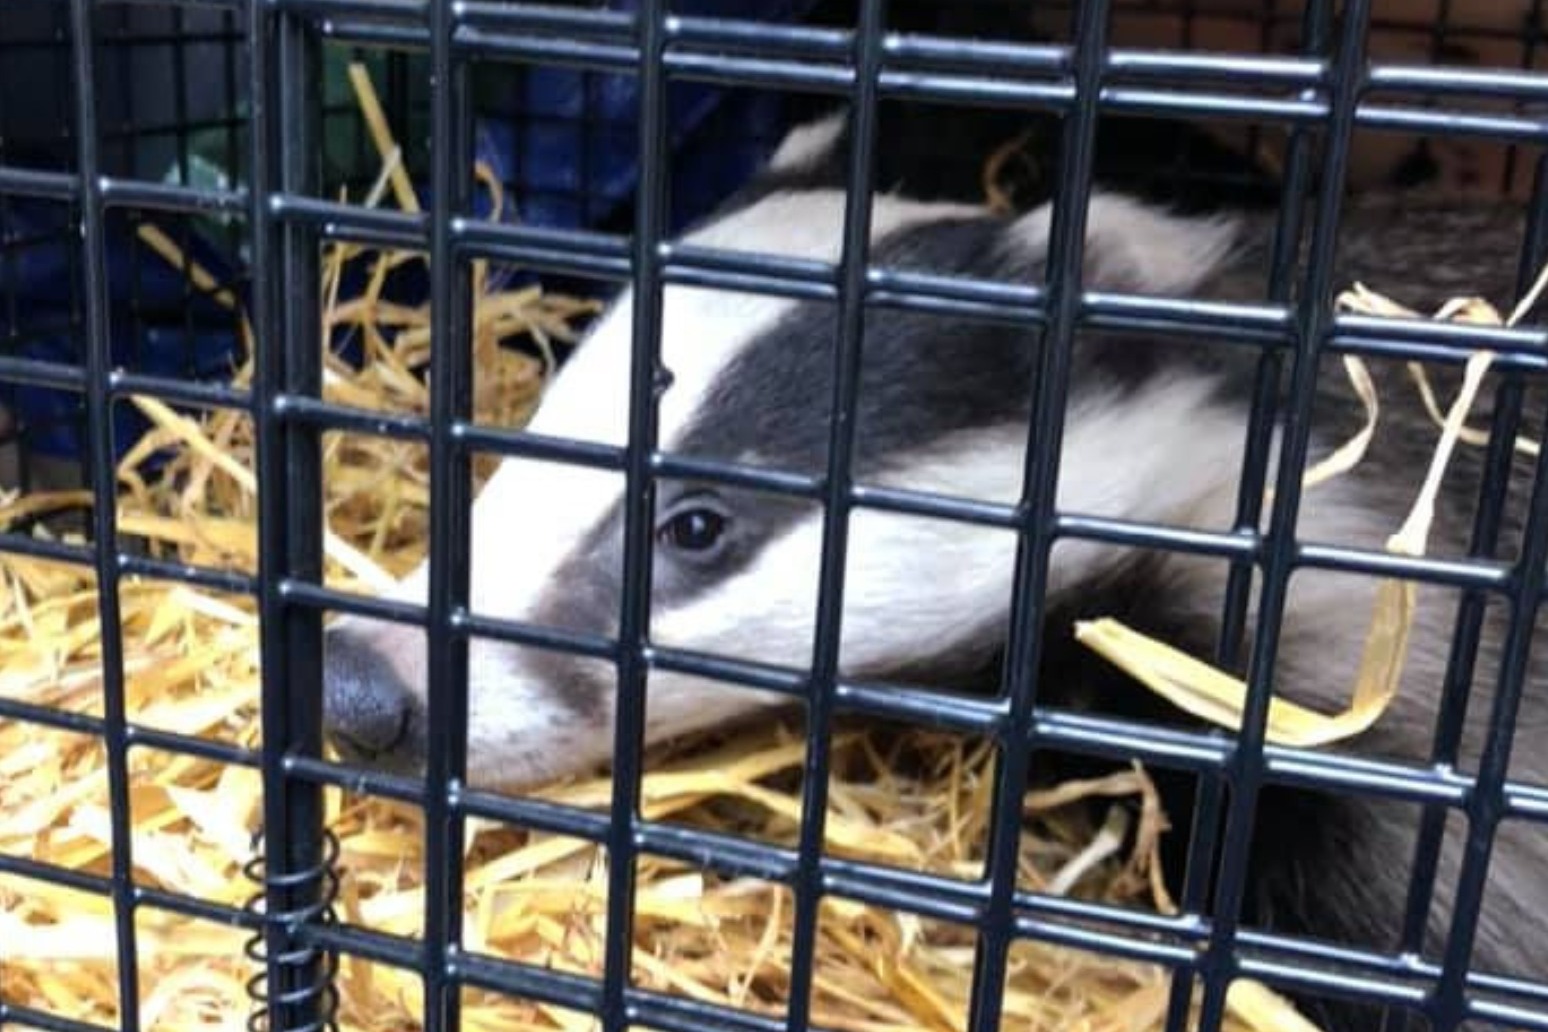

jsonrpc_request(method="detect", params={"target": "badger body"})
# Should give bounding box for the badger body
[323,113,1548,1029]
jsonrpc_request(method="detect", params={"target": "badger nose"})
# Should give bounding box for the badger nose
[322,627,420,769]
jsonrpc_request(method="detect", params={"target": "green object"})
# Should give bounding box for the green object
[156,46,429,230]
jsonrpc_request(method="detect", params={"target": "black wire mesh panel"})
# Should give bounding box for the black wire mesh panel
[2,4,1548,1032]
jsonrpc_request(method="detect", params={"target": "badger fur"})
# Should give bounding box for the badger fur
[323,111,1548,1030]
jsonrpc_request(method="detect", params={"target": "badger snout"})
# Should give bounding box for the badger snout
[322,626,426,775]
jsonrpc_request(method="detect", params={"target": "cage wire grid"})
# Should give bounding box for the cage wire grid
[1,1,1548,1032]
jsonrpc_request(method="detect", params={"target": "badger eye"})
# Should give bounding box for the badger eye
[658,506,728,554]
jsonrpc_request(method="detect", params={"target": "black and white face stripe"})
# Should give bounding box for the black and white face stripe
[319,102,1272,789]
[320,182,1264,787]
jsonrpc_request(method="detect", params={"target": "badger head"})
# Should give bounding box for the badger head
[321,112,1250,790]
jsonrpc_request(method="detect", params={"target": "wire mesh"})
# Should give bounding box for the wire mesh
[1,3,1548,1032]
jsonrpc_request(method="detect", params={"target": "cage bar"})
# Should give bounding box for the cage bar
[2,4,1548,1032]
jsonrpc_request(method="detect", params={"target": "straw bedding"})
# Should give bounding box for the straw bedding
[0,298,1310,1031]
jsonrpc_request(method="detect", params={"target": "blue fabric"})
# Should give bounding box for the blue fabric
[1,0,818,461]
[484,0,816,233]
[0,199,247,464]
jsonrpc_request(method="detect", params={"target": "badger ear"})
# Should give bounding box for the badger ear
[1004,192,1242,297]
[765,108,850,176]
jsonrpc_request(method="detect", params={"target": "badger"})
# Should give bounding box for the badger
[322,110,1548,1030]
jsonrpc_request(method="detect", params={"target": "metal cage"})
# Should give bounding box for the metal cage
[2,3,1548,1032]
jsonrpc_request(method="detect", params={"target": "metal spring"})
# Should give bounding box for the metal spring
[243,828,343,1032]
